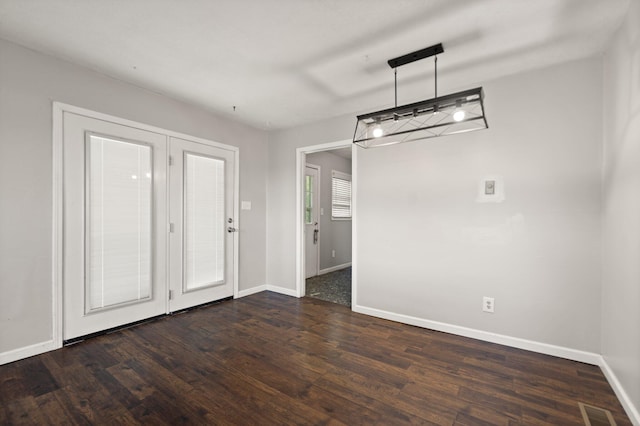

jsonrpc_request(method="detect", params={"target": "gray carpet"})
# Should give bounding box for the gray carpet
[305,267,351,307]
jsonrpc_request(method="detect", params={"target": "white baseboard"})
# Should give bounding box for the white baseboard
[238,284,300,298]
[600,356,640,425]
[266,285,300,297]
[0,339,58,366]
[352,304,601,365]
[318,262,352,276]
[236,285,267,298]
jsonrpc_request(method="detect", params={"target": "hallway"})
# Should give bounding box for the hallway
[305,267,351,307]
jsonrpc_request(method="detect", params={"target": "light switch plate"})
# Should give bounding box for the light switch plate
[477,175,505,203]
[241,201,252,210]
[485,180,496,195]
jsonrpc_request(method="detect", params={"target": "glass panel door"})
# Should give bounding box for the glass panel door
[169,137,236,311]
[304,165,320,278]
[63,112,167,340]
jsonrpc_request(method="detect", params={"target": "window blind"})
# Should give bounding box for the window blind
[87,135,153,310]
[331,170,352,219]
[184,153,225,290]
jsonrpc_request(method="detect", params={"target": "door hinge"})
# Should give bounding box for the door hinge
[169,290,174,300]
[168,155,174,166]
[169,223,174,233]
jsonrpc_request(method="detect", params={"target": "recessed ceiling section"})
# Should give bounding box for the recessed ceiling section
[0,0,630,130]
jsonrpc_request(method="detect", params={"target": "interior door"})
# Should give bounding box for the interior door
[168,137,236,311]
[304,164,320,278]
[63,112,167,340]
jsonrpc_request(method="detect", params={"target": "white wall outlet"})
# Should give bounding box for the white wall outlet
[483,296,495,313]
[331,249,336,258]
[320,207,324,216]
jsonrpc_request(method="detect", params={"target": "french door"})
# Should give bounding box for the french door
[168,137,235,311]
[62,111,236,340]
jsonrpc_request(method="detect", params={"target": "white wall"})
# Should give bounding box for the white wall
[0,39,268,356]
[602,0,640,418]
[268,57,603,355]
[267,117,353,290]
[357,58,603,353]
[305,151,352,270]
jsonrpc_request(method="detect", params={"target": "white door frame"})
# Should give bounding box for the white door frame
[295,139,356,304]
[52,102,239,348]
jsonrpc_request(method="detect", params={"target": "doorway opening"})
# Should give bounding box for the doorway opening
[296,140,354,308]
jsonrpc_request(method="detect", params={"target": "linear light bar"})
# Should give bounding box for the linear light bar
[353,43,488,148]
[353,87,487,148]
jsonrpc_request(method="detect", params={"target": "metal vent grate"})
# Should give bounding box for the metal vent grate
[579,402,617,426]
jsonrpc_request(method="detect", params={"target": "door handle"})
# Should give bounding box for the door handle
[227,227,237,233]
[313,228,318,244]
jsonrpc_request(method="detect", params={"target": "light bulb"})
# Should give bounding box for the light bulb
[372,126,384,138]
[453,110,466,122]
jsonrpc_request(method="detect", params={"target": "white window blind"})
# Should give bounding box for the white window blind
[87,135,153,311]
[184,153,225,290]
[331,170,352,220]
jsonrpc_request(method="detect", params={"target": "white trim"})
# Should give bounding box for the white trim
[0,340,57,366]
[351,147,358,308]
[232,148,240,299]
[237,285,267,298]
[318,262,352,275]
[53,102,239,153]
[237,284,298,298]
[266,285,299,297]
[295,150,304,297]
[296,150,311,297]
[296,140,353,299]
[599,356,640,425]
[52,102,64,349]
[352,303,601,365]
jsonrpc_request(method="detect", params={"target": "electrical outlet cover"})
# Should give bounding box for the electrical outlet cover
[483,296,495,313]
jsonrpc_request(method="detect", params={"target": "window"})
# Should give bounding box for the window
[183,153,225,290]
[304,174,314,224]
[86,135,153,310]
[331,170,352,220]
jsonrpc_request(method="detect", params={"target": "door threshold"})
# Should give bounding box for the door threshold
[63,314,165,346]
[63,296,233,346]
[170,296,233,315]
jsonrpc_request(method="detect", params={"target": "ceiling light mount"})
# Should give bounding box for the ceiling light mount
[387,43,444,69]
[354,43,488,148]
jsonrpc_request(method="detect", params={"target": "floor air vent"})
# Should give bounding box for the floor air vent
[579,402,617,426]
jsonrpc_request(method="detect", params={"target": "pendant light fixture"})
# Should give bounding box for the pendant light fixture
[353,43,488,148]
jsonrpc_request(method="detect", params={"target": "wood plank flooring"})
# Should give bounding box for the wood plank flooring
[0,292,631,425]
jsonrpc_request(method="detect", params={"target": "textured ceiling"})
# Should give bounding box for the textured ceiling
[0,0,630,130]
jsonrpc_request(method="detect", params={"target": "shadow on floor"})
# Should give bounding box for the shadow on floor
[305,267,351,307]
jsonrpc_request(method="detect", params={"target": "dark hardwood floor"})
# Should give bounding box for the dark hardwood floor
[0,292,631,425]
